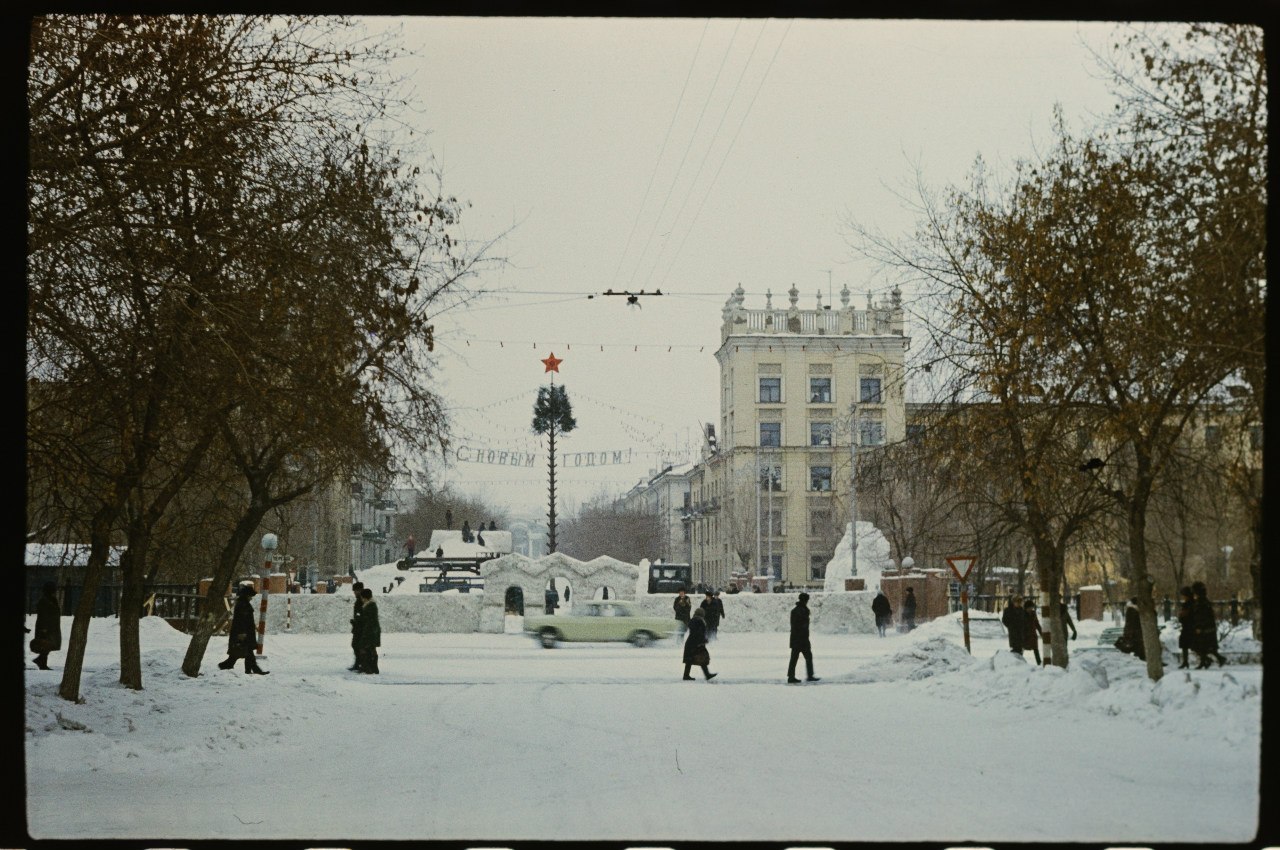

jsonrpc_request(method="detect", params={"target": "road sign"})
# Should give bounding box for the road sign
[946,555,977,581]
[945,555,977,655]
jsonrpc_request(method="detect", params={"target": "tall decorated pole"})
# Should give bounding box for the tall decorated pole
[532,353,574,552]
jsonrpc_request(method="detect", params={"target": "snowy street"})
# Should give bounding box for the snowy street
[24,613,1261,844]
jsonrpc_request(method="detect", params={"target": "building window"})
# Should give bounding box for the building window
[860,377,882,404]
[859,420,885,446]
[810,465,832,491]
[1204,424,1222,450]
[765,510,783,537]
[1075,428,1092,452]
[759,422,781,447]
[906,423,926,442]
[810,421,833,446]
[759,465,782,491]
[765,555,782,579]
[810,555,828,580]
[1251,425,1263,450]
[809,509,831,536]
[759,377,781,403]
[809,377,832,403]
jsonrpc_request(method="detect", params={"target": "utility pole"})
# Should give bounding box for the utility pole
[850,398,858,578]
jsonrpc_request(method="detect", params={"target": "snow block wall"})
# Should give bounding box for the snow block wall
[477,551,640,633]
[630,590,879,634]
[262,593,484,634]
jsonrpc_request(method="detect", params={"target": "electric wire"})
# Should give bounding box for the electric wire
[655,19,793,291]
[607,19,711,292]
[625,19,742,291]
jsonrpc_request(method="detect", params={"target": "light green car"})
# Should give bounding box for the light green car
[524,599,677,648]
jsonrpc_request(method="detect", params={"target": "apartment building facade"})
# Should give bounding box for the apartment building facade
[686,282,910,589]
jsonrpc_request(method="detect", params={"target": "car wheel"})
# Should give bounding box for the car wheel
[630,631,653,648]
[539,628,559,648]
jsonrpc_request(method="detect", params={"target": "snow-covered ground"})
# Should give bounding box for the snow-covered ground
[23,610,1263,844]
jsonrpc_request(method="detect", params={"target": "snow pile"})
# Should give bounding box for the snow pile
[823,521,894,593]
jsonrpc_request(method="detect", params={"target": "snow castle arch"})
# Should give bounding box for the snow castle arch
[477,552,641,633]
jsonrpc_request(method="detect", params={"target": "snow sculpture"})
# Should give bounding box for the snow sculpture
[823,521,894,593]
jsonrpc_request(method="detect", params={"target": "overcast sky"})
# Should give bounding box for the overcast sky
[372,17,1125,517]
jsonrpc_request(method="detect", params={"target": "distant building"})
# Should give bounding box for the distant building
[615,462,694,563]
[686,283,909,590]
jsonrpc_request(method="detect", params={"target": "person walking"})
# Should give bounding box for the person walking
[1058,600,1078,641]
[1001,595,1025,657]
[699,591,723,641]
[218,584,269,674]
[901,587,917,632]
[1117,597,1146,660]
[871,589,891,637]
[1191,581,1226,668]
[544,582,559,615]
[31,581,62,670]
[1023,598,1044,665]
[1176,586,1197,669]
[786,592,819,683]
[673,587,691,637]
[681,608,717,681]
[710,590,726,639]
[353,588,381,674]
[348,581,365,670]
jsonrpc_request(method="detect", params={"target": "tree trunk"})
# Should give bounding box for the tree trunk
[1126,464,1163,682]
[58,509,119,702]
[117,545,147,690]
[181,505,269,677]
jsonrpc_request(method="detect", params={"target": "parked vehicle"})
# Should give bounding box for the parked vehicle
[647,562,691,594]
[524,599,676,648]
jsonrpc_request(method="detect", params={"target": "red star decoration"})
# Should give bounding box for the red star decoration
[541,352,563,373]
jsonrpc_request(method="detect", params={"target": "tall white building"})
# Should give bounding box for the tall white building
[687,283,910,589]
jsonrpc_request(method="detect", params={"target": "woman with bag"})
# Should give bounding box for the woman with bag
[681,608,717,681]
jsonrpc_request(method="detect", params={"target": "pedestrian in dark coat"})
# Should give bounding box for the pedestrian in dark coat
[1001,596,1025,656]
[348,582,365,670]
[1117,597,1145,660]
[699,592,722,640]
[1058,601,1077,641]
[786,592,819,682]
[673,588,691,636]
[871,590,892,637]
[1023,598,1044,665]
[31,582,62,670]
[544,584,559,615]
[353,588,381,673]
[681,608,716,680]
[1191,581,1226,667]
[1176,586,1197,669]
[711,591,726,638]
[901,587,918,631]
[218,584,268,674]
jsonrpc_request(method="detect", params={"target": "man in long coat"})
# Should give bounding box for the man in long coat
[1001,595,1025,656]
[349,581,365,670]
[1191,581,1226,668]
[353,588,381,674]
[218,584,268,674]
[786,592,819,683]
[871,590,892,637]
[31,581,62,670]
[673,587,691,636]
